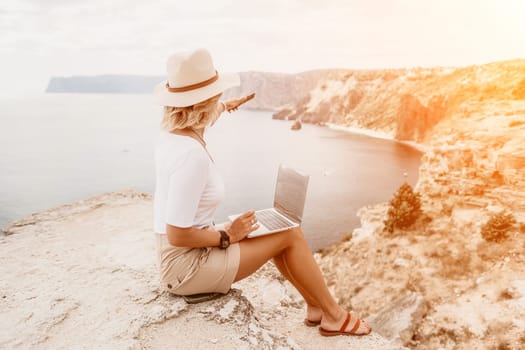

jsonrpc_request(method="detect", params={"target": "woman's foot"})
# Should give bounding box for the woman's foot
[319,311,372,336]
[304,305,323,327]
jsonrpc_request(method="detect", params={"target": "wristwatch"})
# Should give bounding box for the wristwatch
[219,230,230,249]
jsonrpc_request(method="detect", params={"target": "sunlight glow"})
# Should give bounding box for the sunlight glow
[1,0,525,95]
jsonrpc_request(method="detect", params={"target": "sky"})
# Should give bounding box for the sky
[1,0,525,96]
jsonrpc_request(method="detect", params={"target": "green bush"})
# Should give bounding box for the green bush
[384,182,422,233]
[481,211,517,242]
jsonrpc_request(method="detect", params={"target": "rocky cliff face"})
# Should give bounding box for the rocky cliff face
[395,94,449,141]
[274,60,525,139]
[317,201,525,350]
[295,59,525,349]
[222,70,329,110]
[416,102,525,216]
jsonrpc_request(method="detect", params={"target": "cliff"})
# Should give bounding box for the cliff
[222,70,329,110]
[274,60,525,140]
[0,190,403,350]
[289,59,525,349]
[317,201,525,349]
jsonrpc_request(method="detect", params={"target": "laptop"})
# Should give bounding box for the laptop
[228,164,309,238]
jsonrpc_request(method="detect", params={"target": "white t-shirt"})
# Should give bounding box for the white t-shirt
[153,130,225,234]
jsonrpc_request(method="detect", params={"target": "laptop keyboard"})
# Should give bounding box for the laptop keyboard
[256,209,294,231]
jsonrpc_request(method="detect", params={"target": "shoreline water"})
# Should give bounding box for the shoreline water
[1,99,422,247]
[326,122,428,153]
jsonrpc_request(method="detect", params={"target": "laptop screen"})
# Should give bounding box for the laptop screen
[273,164,309,223]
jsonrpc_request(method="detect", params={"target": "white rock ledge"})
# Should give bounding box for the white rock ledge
[1,190,404,350]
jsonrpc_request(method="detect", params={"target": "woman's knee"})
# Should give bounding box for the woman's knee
[283,227,306,245]
[291,226,304,237]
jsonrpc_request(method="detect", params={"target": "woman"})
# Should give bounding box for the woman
[153,48,371,337]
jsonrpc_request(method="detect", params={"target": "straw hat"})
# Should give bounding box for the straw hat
[154,48,240,107]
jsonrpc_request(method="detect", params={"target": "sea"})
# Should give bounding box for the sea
[0,93,422,250]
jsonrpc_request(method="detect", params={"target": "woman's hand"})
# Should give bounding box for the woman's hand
[224,93,256,112]
[226,210,259,243]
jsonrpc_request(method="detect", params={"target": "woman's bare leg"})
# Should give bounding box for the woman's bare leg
[234,227,370,334]
[272,254,318,305]
[273,254,323,322]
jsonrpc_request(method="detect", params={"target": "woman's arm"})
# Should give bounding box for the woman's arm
[166,210,259,247]
[220,93,255,113]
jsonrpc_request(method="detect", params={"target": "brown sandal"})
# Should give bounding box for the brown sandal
[319,312,372,336]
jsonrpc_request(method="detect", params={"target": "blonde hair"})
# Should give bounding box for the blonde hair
[161,94,222,131]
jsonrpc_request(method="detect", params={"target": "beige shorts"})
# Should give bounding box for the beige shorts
[156,232,240,295]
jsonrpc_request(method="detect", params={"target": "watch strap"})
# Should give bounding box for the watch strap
[218,230,230,249]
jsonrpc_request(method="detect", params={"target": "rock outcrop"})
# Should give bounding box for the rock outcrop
[273,59,525,141]
[367,292,427,347]
[0,190,404,350]
[416,109,525,215]
[222,70,329,111]
[395,94,448,142]
[317,201,525,350]
[280,59,525,349]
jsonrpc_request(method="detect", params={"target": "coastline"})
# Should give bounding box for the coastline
[326,122,428,153]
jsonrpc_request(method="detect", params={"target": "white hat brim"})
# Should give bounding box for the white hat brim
[154,72,240,107]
